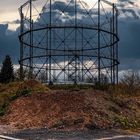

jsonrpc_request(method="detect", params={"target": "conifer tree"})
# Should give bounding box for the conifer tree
[0,55,14,83]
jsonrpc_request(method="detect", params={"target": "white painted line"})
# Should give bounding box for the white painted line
[0,135,23,140]
[96,135,140,140]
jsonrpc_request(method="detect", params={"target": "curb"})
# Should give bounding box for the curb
[96,135,140,140]
[0,135,23,140]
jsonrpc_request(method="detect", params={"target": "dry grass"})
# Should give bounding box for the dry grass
[0,80,49,116]
[0,87,140,131]
[0,81,140,131]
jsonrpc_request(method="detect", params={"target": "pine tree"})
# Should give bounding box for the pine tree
[0,55,14,83]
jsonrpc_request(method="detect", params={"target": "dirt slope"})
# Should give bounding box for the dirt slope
[1,89,140,131]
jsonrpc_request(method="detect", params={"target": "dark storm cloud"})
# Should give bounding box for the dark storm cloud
[119,19,140,59]
[119,58,140,70]
[0,24,8,36]
[37,0,104,27]
[118,18,140,70]
[117,0,140,18]
[41,0,97,20]
[0,24,19,63]
[115,0,138,7]
[1,0,140,71]
[118,0,135,3]
[35,0,140,71]
[50,0,89,16]
[37,0,140,71]
[121,9,139,19]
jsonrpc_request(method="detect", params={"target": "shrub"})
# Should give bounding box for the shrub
[114,115,138,129]
[120,71,140,95]
[0,101,10,116]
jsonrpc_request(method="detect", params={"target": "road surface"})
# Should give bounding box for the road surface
[3,128,140,140]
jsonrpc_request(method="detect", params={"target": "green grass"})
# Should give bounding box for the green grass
[49,84,94,90]
[0,80,49,116]
[114,115,138,129]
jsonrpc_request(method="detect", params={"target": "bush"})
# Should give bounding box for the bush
[120,71,140,95]
[0,101,9,116]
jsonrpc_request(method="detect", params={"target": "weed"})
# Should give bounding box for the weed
[114,115,138,129]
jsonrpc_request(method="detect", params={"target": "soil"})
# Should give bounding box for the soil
[1,89,140,131]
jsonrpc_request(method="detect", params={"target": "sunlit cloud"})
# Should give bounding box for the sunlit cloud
[1,0,140,23]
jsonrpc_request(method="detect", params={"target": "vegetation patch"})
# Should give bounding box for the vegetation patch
[0,101,9,116]
[0,71,140,131]
[114,115,138,129]
[0,80,49,116]
[10,88,32,101]
[49,84,94,90]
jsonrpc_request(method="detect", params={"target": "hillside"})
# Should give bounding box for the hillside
[0,81,140,131]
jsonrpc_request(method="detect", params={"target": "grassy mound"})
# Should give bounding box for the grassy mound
[0,80,49,116]
[0,82,140,131]
[0,88,140,131]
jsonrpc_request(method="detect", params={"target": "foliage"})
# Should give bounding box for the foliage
[85,74,109,85]
[114,115,138,129]
[38,71,48,83]
[14,68,29,81]
[120,71,140,95]
[0,55,14,83]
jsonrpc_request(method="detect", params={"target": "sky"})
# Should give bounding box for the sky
[0,0,140,72]
[0,0,118,23]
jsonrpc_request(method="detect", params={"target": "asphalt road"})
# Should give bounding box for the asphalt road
[4,128,140,140]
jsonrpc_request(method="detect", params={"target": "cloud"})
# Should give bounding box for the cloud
[116,0,140,19]
[7,20,20,24]
[0,24,19,63]
[0,24,8,36]
[119,19,140,59]
[117,18,140,71]
[0,0,140,71]
[26,0,115,67]
[119,58,140,70]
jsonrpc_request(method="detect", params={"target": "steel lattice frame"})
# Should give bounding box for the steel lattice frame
[19,0,119,85]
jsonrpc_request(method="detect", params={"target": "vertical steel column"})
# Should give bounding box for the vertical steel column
[98,0,101,84]
[46,28,48,83]
[19,7,24,80]
[53,31,55,82]
[112,4,115,84]
[49,0,52,85]
[64,28,66,83]
[110,17,113,83]
[74,0,77,84]
[29,0,33,79]
[82,27,84,82]
[116,7,119,84]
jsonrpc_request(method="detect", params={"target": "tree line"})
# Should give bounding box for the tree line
[0,55,140,93]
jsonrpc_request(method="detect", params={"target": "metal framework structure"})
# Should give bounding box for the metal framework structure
[19,0,119,85]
